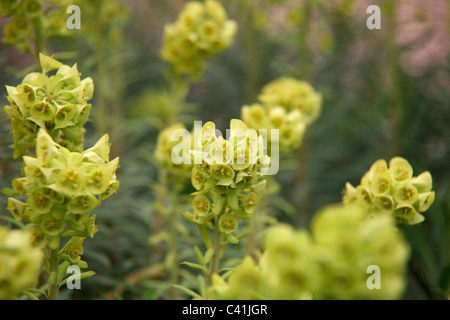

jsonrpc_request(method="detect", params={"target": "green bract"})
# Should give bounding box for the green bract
[0,227,42,300]
[161,0,237,77]
[206,204,410,300]
[342,157,435,224]
[4,53,94,158]
[185,120,269,242]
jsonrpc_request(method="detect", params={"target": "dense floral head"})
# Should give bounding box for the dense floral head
[206,204,410,300]
[161,0,237,77]
[0,227,42,300]
[241,103,306,153]
[7,129,119,241]
[241,77,321,154]
[342,157,435,224]
[184,120,270,243]
[4,53,94,158]
[258,77,322,125]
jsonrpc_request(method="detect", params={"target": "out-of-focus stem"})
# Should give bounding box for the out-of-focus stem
[240,0,261,103]
[208,217,223,283]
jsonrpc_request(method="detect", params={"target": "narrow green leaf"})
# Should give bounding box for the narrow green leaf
[194,246,204,265]
[199,225,211,249]
[197,275,206,298]
[203,249,215,265]
[59,271,96,287]
[57,261,70,285]
[22,290,40,300]
[171,285,202,299]
[180,261,208,272]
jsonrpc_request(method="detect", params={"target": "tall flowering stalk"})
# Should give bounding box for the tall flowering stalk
[240,76,322,258]
[181,119,270,285]
[3,54,119,300]
[150,0,238,299]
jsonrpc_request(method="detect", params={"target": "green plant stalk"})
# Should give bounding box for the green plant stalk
[384,1,404,157]
[239,0,261,103]
[168,212,180,300]
[32,16,45,69]
[47,244,59,300]
[245,195,268,261]
[167,180,183,300]
[94,28,108,136]
[208,218,223,283]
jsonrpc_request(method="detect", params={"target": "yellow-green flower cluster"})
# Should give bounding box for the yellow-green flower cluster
[154,123,192,177]
[259,77,322,125]
[1,0,69,52]
[7,129,119,257]
[0,226,42,300]
[342,157,435,225]
[184,120,270,243]
[241,77,322,153]
[161,0,237,77]
[207,204,410,300]
[4,53,94,158]
[242,103,306,153]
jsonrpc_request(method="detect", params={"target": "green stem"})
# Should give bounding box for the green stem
[33,16,44,68]
[94,28,108,136]
[209,220,222,283]
[47,246,59,300]
[168,181,181,300]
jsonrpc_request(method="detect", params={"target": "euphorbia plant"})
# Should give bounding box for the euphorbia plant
[3,54,119,300]
[240,77,322,258]
[148,0,238,299]
[182,119,270,284]
[7,129,119,299]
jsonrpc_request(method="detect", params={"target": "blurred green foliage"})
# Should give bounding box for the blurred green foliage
[0,0,449,299]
